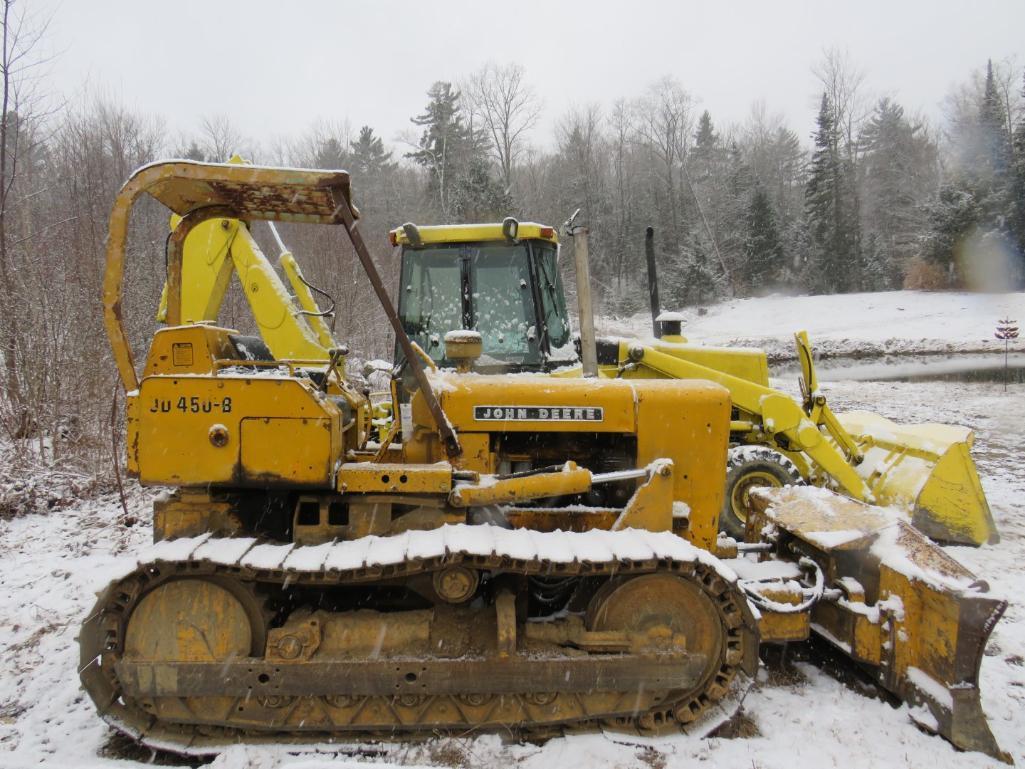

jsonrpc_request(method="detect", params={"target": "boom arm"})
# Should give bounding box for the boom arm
[617,340,876,503]
[157,215,331,361]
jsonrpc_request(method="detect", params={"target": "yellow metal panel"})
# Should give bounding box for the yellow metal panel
[391,222,557,246]
[633,379,731,551]
[452,432,491,473]
[135,376,339,487]
[612,460,674,532]
[157,216,237,324]
[839,410,998,546]
[152,490,240,540]
[852,614,883,665]
[647,340,770,387]
[755,588,811,643]
[241,417,332,484]
[339,463,452,494]
[144,325,238,378]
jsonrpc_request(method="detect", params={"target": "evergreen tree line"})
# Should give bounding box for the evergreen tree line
[1,47,1024,472]
[250,58,1025,317]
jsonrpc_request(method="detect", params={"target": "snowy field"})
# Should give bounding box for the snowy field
[1,290,1024,769]
[601,289,1025,361]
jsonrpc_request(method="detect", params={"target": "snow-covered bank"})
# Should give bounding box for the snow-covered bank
[600,290,1025,361]
[0,376,1022,769]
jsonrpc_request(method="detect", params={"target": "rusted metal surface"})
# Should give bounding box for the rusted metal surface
[116,654,706,698]
[139,161,354,222]
[79,533,758,753]
[105,161,357,392]
[749,485,1008,761]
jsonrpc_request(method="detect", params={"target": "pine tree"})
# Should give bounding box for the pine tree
[925,184,980,281]
[408,82,501,220]
[451,154,511,222]
[691,111,718,181]
[408,82,474,216]
[181,141,205,162]
[1011,70,1025,282]
[927,61,1020,287]
[805,93,861,293]
[976,60,1013,222]
[349,126,396,176]
[671,232,718,306]
[859,98,938,288]
[315,137,348,169]
[720,140,752,281]
[743,184,784,291]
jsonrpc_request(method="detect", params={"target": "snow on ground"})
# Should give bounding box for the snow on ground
[1,377,1022,769]
[601,290,1025,361]
[1,289,1024,769]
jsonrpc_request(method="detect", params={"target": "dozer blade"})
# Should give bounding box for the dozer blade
[749,487,1009,762]
[837,410,999,546]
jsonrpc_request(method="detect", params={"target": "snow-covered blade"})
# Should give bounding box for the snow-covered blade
[750,486,1009,762]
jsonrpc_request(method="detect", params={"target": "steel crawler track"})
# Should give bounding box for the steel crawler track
[80,525,759,755]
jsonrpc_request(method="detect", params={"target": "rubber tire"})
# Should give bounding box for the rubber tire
[720,446,803,538]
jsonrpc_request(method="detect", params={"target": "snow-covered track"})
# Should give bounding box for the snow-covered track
[79,524,759,755]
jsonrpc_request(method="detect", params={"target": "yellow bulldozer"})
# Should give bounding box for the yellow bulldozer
[153,182,998,549]
[80,160,1009,761]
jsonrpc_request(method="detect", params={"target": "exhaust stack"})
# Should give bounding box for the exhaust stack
[645,226,662,338]
[564,210,598,378]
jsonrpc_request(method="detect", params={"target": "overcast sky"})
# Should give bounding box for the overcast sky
[33,0,1025,154]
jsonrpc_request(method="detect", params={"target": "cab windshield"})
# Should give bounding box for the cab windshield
[397,240,571,371]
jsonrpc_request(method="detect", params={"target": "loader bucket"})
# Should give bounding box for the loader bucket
[749,487,1009,762]
[837,411,999,547]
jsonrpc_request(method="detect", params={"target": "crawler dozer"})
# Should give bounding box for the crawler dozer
[387,220,1000,548]
[82,160,1008,761]
[153,161,998,548]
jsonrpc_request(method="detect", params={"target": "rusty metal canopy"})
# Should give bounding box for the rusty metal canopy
[136,160,355,223]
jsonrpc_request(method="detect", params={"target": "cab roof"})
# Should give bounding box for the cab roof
[389,222,558,246]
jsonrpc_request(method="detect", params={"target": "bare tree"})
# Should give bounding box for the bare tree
[0,0,55,437]
[286,118,353,168]
[607,99,639,296]
[813,47,869,158]
[632,76,694,252]
[199,113,252,162]
[741,102,805,227]
[462,62,541,189]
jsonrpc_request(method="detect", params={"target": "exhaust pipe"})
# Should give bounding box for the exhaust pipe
[564,210,598,378]
[645,226,661,338]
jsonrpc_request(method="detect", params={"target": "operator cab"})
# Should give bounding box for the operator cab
[392,221,576,374]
